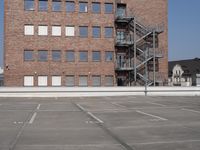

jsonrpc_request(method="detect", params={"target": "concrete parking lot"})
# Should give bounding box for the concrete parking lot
[0,96,200,150]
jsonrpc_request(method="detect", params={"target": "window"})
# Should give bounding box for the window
[92,76,101,86]
[38,76,48,86]
[105,27,113,38]
[92,26,100,38]
[65,26,75,36]
[52,76,61,86]
[92,51,100,62]
[105,51,113,61]
[66,51,75,62]
[39,0,48,11]
[38,25,48,36]
[24,0,34,11]
[52,26,61,36]
[105,3,113,13]
[38,50,48,61]
[66,1,75,12]
[52,0,61,11]
[24,76,34,86]
[79,2,88,13]
[66,75,75,87]
[79,26,88,37]
[79,76,88,87]
[92,2,100,13]
[79,51,88,62]
[24,25,34,35]
[105,75,114,86]
[52,50,61,61]
[116,4,126,17]
[24,50,34,61]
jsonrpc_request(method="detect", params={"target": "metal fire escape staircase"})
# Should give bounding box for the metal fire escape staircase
[115,15,164,86]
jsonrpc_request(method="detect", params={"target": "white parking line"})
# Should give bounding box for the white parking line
[29,112,37,124]
[136,110,168,121]
[146,102,166,107]
[87,112,104,124]
[182,108,200,114]
[37,104,41,110]
[111,102,126,108]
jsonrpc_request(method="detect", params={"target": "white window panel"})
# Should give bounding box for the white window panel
[52,26,61,36]
[52,76,61,86]
[38,76,48,86]
[65,26,75,36]
[24,25,34,35]
[38,25,48,36]
[24,76,34,86]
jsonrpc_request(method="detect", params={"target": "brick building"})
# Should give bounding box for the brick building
[4,0,168,87]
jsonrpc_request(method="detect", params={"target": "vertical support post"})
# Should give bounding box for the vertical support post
[145,49,148,96]
[153,30,156,86]
[134,18,137,85]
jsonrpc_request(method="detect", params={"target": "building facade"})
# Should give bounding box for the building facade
[4,0,168,87]
[168,58,200,87]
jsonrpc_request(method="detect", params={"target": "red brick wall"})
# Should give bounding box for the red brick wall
[4,0,168,86]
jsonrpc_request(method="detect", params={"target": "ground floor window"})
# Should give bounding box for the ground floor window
[24,76,34,86]
[38,76,48,86]
[52,76,61,86]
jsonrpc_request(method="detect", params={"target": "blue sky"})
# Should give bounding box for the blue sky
[0,0,200,67]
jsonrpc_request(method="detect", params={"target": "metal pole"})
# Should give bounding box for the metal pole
[153,30,156,86]
[134,18,137,85]
[145,49,148,96]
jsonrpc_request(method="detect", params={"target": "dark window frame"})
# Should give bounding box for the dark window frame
[24,50,34,61]
[92,26,101,38]
[65,75,75,87]
[38,0,48,11]
[66,50,75,62]
[66,1,75,12]
[105,3,113,14]
[92,51,101,62]
[52,50,61,61]
[105,51,114,62]
[79,51,88,62]
[79,2,88,13]
[79,26,88,38]
[24,0,35,11]
[105,27,113,38]
[92,2,101,13]
[38,50,48,62]
[52,0,62,12]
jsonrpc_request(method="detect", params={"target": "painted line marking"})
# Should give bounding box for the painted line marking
[87,112,104,124]
[29,112,37,124]
[146,102,166,107]
[111,102,126,108]
[37,104,41,110]
[136,110,168,121]
[182,108,200,114]
[76,103,104,124]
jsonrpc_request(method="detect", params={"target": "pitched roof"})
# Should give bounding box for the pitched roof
[169,58,200,76]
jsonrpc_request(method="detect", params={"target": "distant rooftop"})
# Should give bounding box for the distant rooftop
[169,58,200,76]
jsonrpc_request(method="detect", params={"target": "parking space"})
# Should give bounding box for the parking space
[0,96,200,150]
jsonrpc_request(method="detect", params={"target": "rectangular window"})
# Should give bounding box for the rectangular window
[24,50,34,61]
[66,75,75,87]
[92,26,100,38]
[79,76,88,87]
[92,2,100,13]
[52,50,61,61]
[24,0,34,11]
[79,2,88,13]
[79,51,88,62]
[24,25,34,35]
[39,0,48,11]
[65,26,75,36]
[92,51,100,62]
[105,75,114,86]
[66,51,75,62]
[105,27,113,38]
[79,26,88,37]
[38,50,48,61]
[24,76,34,86]
[66,1,75,12]
[52,76,61,86]
[52,26,61,36]
[38,25,48,36]
[92,75,101,87]
[105,51,113,61]
[52,0,61,11]
[38,76,48,86]
[105,3,113,14]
